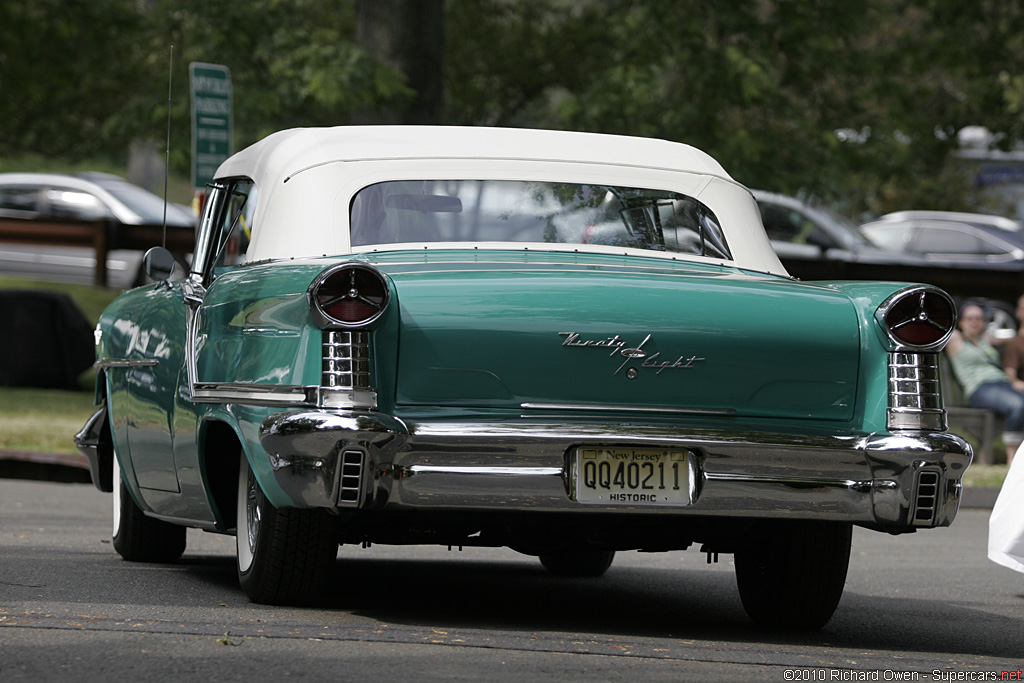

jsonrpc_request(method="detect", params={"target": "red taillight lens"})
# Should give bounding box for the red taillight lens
[308,263,389,328]
[880,288,955,348]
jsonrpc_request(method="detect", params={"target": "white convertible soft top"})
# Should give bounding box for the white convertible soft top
[215,126,732,183]
[213,126,786,275]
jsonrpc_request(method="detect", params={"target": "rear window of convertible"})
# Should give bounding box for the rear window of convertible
[350,180,730,259]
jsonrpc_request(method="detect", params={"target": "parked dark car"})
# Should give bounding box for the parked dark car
[0,172,195,287]
[754,190,1024,330]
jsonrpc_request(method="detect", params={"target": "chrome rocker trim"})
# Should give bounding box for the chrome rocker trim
[192,383,317,405]
[190,383,378,408]
[95,358,159,369]
[258,411,973,532]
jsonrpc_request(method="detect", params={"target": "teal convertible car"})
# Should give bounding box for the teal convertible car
[76,126,971,627]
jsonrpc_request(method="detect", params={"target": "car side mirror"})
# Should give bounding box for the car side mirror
[143,247,175,282]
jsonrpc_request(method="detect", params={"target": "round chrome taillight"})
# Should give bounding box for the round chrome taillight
[876,286,956,350]
[308,262,390,328]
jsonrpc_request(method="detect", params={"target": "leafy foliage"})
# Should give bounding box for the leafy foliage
[2,0,1023,215]
[0,0,151,159]
[446,0,1024,215]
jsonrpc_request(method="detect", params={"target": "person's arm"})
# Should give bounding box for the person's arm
[946,329,964,356]
[1003,343,1024,391]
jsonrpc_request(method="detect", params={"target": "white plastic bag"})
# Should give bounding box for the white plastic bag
[989,451,1024,573]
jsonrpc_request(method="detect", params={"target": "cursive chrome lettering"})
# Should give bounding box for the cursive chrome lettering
[641,353,706,374]
[559,332,706,378]
[559,332,627,356]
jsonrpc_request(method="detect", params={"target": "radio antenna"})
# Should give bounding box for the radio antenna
[162,45,173,249]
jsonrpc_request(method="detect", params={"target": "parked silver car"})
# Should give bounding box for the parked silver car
[0,172,195,287]
[859,210,1024,265]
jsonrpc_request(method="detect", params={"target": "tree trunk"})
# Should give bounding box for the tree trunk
[355,0,444,124]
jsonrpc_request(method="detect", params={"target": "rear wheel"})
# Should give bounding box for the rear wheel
[539,549,615,577]
[734,520,852,629]
[236,456,339,605]
[112,457,186,563]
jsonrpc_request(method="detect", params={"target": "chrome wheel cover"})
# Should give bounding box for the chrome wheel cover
[236,459,260,573]
[246,468,261,557]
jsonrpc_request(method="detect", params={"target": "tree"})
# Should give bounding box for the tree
[447,1,874,197]
[4,0,1024,217]
[354,0,444,124]
[136,0,416,175]
[0,0,152,160]
[444,0,608,128]
[446,0,1024,215]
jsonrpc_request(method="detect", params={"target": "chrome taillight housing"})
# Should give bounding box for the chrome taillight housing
[308,262,390,329]
[875,286,956,351]
[875,286,956,432]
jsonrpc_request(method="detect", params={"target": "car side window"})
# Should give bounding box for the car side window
[759,203,829,246]
[861,224,911,251]
[910,226,1004,256]
[973,234,1015,256]
[215,181,254,270]
[193,179,256,282]
[0,187,40,216]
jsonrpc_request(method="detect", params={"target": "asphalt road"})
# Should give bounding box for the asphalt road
[1,479,1021,681]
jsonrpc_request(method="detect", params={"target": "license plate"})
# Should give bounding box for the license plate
[572,447,694,505]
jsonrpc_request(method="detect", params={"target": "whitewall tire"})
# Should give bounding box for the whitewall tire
[235,455,339,605]
[111,455,186,563]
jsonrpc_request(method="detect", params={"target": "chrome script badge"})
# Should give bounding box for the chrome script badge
[558,332,705,379]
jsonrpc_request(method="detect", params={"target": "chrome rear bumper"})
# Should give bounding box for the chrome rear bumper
[258,410,972,533]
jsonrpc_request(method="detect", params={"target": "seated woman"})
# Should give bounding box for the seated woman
[947,302,1021,465]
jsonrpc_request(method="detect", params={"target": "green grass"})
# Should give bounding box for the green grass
[0,155,126,176]
[961,464,1009,488]
[948,428,1010,487]
[0,387,98,454]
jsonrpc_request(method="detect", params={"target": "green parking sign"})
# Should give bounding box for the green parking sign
[190,62,233,189]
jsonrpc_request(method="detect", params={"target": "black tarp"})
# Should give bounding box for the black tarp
[0,290,95,389]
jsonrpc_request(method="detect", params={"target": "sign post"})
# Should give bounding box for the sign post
[189,62,233,190]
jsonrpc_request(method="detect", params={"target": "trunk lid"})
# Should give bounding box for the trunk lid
[377,251,860,422]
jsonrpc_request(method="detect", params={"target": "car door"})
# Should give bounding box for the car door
[118,284,189,492]
[118,180,252,494]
